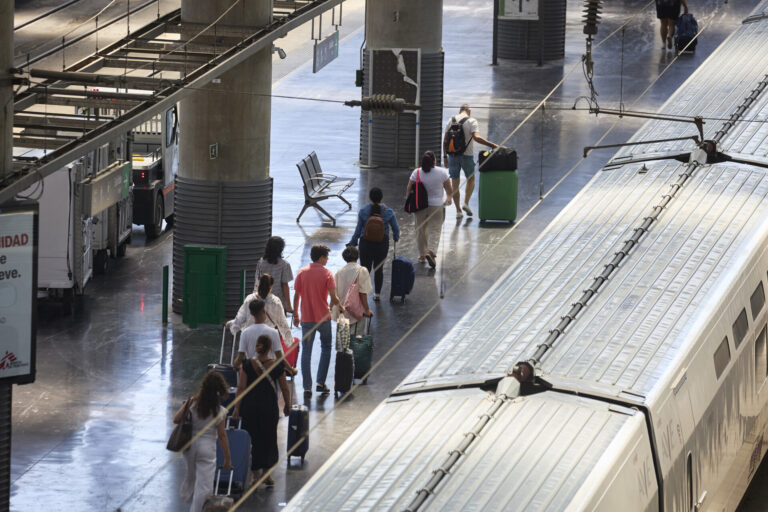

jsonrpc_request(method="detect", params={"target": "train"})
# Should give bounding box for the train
[286,2,768,511]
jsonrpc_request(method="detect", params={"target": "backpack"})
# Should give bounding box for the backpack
[443,116,470,156]
[363,210,386,242]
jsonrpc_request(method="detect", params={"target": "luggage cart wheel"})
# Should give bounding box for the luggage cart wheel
[401,296,406,303]
[301,456,305,464]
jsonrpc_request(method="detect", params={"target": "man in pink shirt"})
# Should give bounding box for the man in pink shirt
[293,244,344,395]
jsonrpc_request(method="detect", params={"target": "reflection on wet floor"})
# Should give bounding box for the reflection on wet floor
[11,0,767,510]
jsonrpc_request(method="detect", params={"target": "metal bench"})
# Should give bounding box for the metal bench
[296,151,355,226]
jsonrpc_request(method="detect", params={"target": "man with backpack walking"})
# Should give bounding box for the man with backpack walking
[348,187,400,300]
[443,104,498,218]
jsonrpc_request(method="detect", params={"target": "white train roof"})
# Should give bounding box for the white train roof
[285,389,645,511]
[612,9,768,160]
[397,6,768,399]
[397,160,768,399]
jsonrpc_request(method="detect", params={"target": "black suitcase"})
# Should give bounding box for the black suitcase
[479,146,517,171]
[287,405,309,465]
[208,327,239,388]
[334,349,354,396]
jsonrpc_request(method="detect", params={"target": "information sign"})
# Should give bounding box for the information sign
[0,203,37,384]
[313,30,339,73]
[499,0,539,20]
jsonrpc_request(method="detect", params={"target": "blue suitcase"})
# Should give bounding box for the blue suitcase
[216,418,251,496]
[390,255,415,302]
[287,405,309,465]
[675,13,698,53]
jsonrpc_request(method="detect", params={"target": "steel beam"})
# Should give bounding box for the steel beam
[29,69,181,90]
[1,0,344,204]
[14,114,105,131]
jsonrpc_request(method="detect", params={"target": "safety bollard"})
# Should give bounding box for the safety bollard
[162,265,169,324]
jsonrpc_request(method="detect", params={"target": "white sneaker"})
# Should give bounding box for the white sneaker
[373,293,380,301]
[456,210,463,218]
[462,204,473,216]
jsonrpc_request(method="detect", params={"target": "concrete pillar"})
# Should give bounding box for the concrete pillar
[173,0,274,316]
[1,0,13,183]
[496,0,567,62]
[360,0,444,169]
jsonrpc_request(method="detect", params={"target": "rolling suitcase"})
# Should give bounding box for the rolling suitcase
[334,318,354,396]
[675,13,698,54]
[215,417,251,496]
[390,242,415,302]
[350,317,373,384]
[478,148,518,223]
[287,404,309,465]
[208,327,239,388]
[204,471,235,511]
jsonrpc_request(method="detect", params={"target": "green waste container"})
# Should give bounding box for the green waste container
[183,245,227,328]
[478,169,518,223]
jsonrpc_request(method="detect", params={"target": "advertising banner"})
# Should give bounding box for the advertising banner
[0,203,37,384]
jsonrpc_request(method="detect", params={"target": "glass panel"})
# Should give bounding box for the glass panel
[733,308,749,348]
[755,325,767,390]
[714,336,731,379]
[751,282,765,320]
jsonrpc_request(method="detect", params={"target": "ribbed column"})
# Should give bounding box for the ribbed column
[0,382,10,510]
[360,0,443,169]
[0,0,12,182]
[359,52,444,168]
[497,0,566,61]
[176,0,273,318]
[172,177,273,317]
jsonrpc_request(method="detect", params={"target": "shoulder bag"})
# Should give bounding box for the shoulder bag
[405,169,429,213]
[343,270,364,321]
[167,397,194,452]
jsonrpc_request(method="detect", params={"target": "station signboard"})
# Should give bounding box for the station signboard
[0,202,37,385]
[499,0,539,20]
[313,30,339,73]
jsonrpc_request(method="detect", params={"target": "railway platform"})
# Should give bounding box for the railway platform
[9,0,767,510]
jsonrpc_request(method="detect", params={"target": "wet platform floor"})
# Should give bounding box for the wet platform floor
[10,0,768,510]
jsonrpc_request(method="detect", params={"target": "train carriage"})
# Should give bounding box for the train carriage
[287,2,768,510]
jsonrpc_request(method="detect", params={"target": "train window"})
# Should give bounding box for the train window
[714,336,731,379]
[751,282,765,320]
[756,325,767,390]
[733,308,749,348]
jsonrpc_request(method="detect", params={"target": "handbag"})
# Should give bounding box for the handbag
[336,317,351,351]
[343,271,364,321]
[167,397,194,452]
[404,168,429,213]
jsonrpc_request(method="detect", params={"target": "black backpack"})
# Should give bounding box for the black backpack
[444,116,470,156]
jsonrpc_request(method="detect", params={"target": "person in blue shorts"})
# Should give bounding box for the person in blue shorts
[442,104,497,218]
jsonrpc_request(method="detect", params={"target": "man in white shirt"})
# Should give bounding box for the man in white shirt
[234,298,283,369]
[334,246,373,335]
[443,104,497,218]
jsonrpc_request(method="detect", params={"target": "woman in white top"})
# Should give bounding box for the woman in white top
[406,150,453,268]
[333,246,373,335]
[254,236,293,313]
[227,274,297,374]
[174,371,232,512]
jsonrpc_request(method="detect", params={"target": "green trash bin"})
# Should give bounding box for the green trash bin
[183,245,227,328]
[478,149,518,223]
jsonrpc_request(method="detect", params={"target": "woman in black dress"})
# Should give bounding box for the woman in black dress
[656,0,688,50]
[232,334,291,486]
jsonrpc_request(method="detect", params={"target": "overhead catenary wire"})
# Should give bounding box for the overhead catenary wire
[115,1,707,508]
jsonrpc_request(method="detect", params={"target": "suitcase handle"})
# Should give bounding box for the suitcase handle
[225,416,242,430]
[214,468,234,496]
[220,327,240,365]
